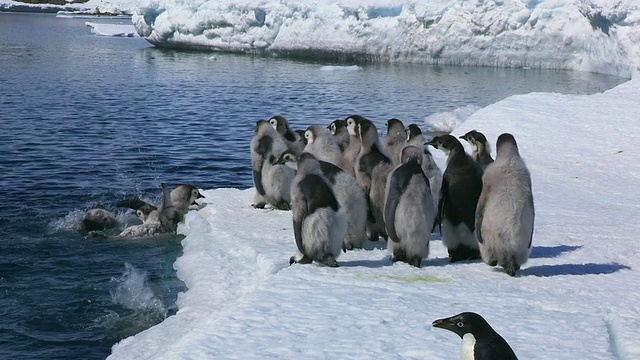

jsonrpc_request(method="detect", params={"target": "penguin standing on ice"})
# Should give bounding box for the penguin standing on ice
[289,153,347,267]
[170,184,205,215]
[328,119,350,152]
[475,133,534,276]
[460,130,494,170]
[406,124,442,211]
[384,145,435,267]
[432,312,519,360]
[276,151,368,251]
[382,118,407,164]
[427,135,483,262]
[250,120,295,210]
[303,125,343,166]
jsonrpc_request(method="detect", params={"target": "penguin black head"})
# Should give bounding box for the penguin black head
[459,130,488,145]
[386,118,405,136]
[433,312,518,360]
[406,124,423,141]
[496,133,520,158]
[255,120,269,134]
[345,115,368,137]
[269,115,297,142]
[400,145,423,165]
[296,129,307,145]
[426,134,464,154]
[273,150,298,168]
[328,119,346,135]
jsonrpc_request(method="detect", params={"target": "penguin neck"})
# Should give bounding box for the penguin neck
[460,333,476,360]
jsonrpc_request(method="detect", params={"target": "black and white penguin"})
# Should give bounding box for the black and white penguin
[276,151,368,251]
[405,124,443,212]
[427,135,483,262]
[115,183,180,238]
[268,115,305,155]
[117,198,157,223]
[303,125,343,167]
[384,146,436,267]
[289,153,347,267]
[382,118,407,164]
[354,115,394,241]
[432,312,519,360]
[250,120,295,210]
[170,184,205,215]
[340,115,363,176]
[475,133,534,276]
[81,204,117,232]
[327,119,350,152]
[460,130,494,170]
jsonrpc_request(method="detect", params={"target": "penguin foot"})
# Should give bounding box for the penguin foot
[290,254,312,265]
[488,260,498,267]
[503,258,520,276]
[408,257,422,268]
[251,202,266,209]
[274,200,291,211]
[320,255,339,268]
[448,245,481,262]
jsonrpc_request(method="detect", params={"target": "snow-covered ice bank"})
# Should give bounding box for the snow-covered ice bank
[0,0,138,15]
[109,79,640,359]
[131,0,640,78]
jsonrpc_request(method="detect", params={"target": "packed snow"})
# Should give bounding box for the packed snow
[108,78,640,359]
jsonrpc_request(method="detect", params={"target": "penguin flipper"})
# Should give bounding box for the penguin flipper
[527,192,535,249]
[253,168,266,196]
[299,175,339,213]
[474,184,489,244]
[255,135,273,157]
[384,167,408,243]
[293,216,305,254]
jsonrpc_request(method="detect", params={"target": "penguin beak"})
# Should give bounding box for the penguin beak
[432,317,457,331]
[458,135,465,139]
[425,140,436,148]
[197,192,205,199]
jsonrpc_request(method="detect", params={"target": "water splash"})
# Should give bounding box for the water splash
[110,263,167,314]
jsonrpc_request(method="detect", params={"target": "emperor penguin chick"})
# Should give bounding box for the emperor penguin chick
[475,133,534,276]
[327,119,350,152]
[276,151,369,251]
[269,115,305,156]
[384,146,436,267]
[355,116,394,241]
[250,120,295,210]
[427,135,483,262]
[303,125,343,167]
[460,130,494,170]
[170,184,205,216]
[406,124,442,211]
[382,118,407,164]
[289,153,347,267]
[339,115,363,176]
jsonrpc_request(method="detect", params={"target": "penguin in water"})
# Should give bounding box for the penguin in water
[432,312,519,360]
[289,152,347,267]
[406,124,443,212]
[250,120,295,210]
[475,133,534,276]
[115,184,184,238]
[268,115,305,155]
[327,119,350,152]
[460,130,494,171]
[427,135,483,262]
[81,204,117,233]
[382,118,407,164]
[170,184,205,215]
[303,125,343,167]
[354,115,394,241]
[384,145,436,267]
[276,150,368,251]
[117,198,157,223]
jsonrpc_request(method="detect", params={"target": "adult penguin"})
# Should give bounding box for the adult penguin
[289,153,347,267]
[384,145,435,267]
[427,134,483,262]
[250,120,295,210]
[475,133,534,276]
[460,129,494,170]
[432,312,519,360]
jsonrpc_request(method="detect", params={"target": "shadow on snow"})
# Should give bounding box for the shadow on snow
[520,262,630,277]
[529,245,582,259]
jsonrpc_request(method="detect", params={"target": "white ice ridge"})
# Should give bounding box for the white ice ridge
[85,22,139,37]
[131,0,640,78]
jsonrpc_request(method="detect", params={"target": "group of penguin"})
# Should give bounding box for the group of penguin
[251,114,535,277]
[79,183,204,239]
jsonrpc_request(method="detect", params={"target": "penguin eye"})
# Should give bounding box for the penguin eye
[136,210,143,217]
[330,124,336,134]
[347,118,354,126]
[269,119,278,128]
[305,131,311,139]
[456,322,464,328]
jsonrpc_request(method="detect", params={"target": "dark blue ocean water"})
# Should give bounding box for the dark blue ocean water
[0,12,626,360]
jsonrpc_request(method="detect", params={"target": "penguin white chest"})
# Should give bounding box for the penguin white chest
[460,333,476,360]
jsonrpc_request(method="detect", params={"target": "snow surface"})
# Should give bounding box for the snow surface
[0,0,139,14]
[126,0,640,78]
[108,79,640,359]
[85,21,138,37]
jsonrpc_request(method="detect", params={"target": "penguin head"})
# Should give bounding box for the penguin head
[274,151,298,169]
[400,145,423,165]
[496,133,519,158]
[426,134,464,155]
[432,312,495,339]
[385,118,406,138]
[345,115,360,136]
[172,184,205,207]
[406,124,423,142]
[459,130,489,153]
[304,128,316,145]
[268,116,283,132]
[135,203,158,223]
[356,117,379,148]
[328,119,346,135]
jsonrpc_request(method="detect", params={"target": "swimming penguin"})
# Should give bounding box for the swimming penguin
[276,151,368,251]
[303,125,343,167]
[382,118,407,164]
[339,115,363,176]
[327,119,350,152]
[170,184,205,215]
[460,130,494,170]
[406,124,443,212]
[289,152,347,267]
[384,145,436,267]
[250,120,296,210]
[268,115,305,155]
[432,312,519,360]
[427,135,483,262]
[475,133,534,276]
[117,198,157,223]
[354,115,394,241]
[81,204,117,232]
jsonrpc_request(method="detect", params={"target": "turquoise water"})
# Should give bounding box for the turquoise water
[0,12,626,360]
